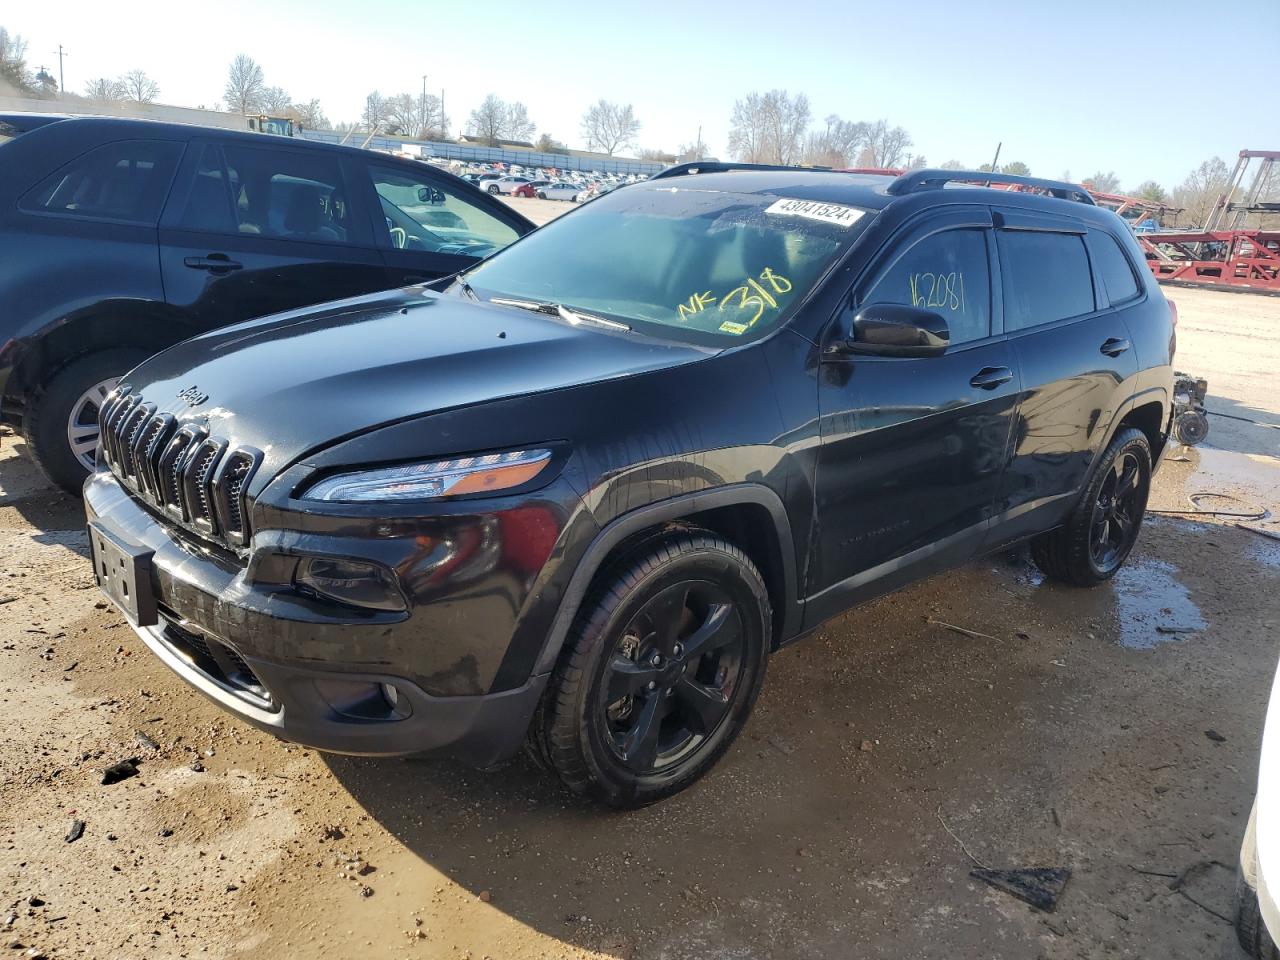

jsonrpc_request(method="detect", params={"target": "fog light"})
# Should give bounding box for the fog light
[294,557,406,612]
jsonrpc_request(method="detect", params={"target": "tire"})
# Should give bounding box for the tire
[536,191,547,200]
[531,528,770,807]
[1031,427,1152,586]
[23,348,149,496]
[1238,870,1280,959]
[488,185,500,195]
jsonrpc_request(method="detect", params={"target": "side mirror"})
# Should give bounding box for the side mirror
[835,303,950,358]
[417,186,446,205]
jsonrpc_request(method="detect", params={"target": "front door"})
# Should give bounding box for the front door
[158,141,386,332]
[358,161,526,289]
[809,208,1019,619]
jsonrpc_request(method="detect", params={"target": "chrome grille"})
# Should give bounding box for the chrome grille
[99,388,262,548]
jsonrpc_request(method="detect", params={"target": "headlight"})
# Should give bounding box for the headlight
[302,448,553,503]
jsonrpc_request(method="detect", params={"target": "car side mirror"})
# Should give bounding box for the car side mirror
[834,303,950,358]
[417,186,446,205]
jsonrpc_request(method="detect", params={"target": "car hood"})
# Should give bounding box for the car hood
[123,288,711,480]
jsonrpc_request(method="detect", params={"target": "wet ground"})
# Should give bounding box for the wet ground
[1,285,1278,959]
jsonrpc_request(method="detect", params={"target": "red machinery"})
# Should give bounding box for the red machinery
[1135,150,1280,293]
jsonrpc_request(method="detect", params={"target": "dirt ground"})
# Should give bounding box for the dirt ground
[2,280,1279,960]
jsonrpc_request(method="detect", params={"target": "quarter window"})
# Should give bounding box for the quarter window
[861,228,992,345]
[22,139,182,224]
[1092,231,1141,305]
[368,165,519,256]
[176,143,351,243]
[998,230,1095,330]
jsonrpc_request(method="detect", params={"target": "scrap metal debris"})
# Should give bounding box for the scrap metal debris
[925,617,997,642]
[971,867,1071,912]
[63,820,84,844]
[100,759,138,785]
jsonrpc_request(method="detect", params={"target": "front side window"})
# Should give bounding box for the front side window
[369,165,519,257]
[860,228,992,345]
[22,139,182,224]
[177,143,351,243]
[998,230,1095,331]
[463,187,869,347]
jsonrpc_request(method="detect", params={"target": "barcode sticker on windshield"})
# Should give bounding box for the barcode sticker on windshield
[765,198,865,229]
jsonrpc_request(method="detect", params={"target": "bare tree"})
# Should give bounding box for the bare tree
[639,147,676,163]
[467,94,535,145]
[120,69,160,104]
[728,90,810,165]
[0,27,32,93]
[862,119,913,168]
[259,85,292,114]
[1084,170,1122,193]
[224,54,264,115]
[939,159,966,170]
[294,98,329,130]
[580,100,641,156]
[534,133,569,154]
[677,137,710,162]
[802,115,868,166]
[362,90,389,131]
[505,101,535,142]
[1172,157,1230,228]
[84,77,124,103]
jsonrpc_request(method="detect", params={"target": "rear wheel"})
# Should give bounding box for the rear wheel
[24,348,149,495]
[533,529,770,807]
[536,191,547,200]
[1031,427,1151,586]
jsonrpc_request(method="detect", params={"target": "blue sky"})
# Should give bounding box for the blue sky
[11,0,1273,189]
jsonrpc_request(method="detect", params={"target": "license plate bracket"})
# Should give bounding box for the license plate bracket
[88,520,158,627]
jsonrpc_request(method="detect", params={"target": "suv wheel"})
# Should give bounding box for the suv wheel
[24,348,149,495]
[532,529,770,807]
[488,184,500,194]
[1031,427,1152,586]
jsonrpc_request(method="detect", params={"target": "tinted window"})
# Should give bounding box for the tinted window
[1092,231,1141,304]
[999,231,1095,330]
[176,143,351,243]
[22,139,182,224]
[861,228,992,345]
[368,165,519,257]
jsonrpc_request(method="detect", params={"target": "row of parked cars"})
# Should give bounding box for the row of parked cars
[458,164,647,202]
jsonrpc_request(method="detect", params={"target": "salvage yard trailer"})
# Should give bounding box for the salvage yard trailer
[1140,229,1280,292]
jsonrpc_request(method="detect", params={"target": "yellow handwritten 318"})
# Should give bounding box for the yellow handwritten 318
[675,268,793,332]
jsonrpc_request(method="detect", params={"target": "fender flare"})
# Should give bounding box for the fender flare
[531,483,801,677]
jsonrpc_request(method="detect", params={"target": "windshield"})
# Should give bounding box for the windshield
[463,185,869,346]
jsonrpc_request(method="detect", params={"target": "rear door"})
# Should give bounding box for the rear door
[988,208,1139,545]
[158,140,385,331]
[356,160,527,288]
[810,207,1020,615]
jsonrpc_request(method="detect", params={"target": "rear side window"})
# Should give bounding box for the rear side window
[176,143,351,243]
[22,139,182,224]
[1091,231,1141,305]
[861,228,993,345]
[998,231,1095,331]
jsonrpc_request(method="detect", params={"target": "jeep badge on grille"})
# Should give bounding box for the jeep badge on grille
[176,385,208,406]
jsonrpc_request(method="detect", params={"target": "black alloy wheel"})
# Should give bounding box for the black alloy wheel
[599,581,745,774]
[1089,450,1143,573]
[531,529,769,806]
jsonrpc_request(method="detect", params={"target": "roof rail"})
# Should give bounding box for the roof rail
[887,168,1096,205]
[651,160,831,181]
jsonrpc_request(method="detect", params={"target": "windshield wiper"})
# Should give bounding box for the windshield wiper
[454,275,479,301]
[488,297,631,332]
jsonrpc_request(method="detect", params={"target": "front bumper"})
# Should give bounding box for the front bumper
[1242,663,1280,941]
[83,470,566,766]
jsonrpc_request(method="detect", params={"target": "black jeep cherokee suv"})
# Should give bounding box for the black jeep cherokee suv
[0,113,532,493]
[84,164,1174,806]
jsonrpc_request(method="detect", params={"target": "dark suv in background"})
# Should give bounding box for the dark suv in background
[0,114,533,492]
[84,165,1175,806]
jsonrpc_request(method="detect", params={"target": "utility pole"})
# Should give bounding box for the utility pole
[420,74,427,138]
[53,44,68,94]
[440,89,446,140]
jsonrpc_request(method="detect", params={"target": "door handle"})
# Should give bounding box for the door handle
[183,255,243,272]
[970,366,1014,390]
[1100,337,1131,357]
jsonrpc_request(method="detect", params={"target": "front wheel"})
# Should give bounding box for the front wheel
[532,529,770,807]
[24,348,150,495]
[1031,427,1152,586]
[488,185,500,194]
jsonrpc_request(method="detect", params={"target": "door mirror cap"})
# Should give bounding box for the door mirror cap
[836,303,950,358]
